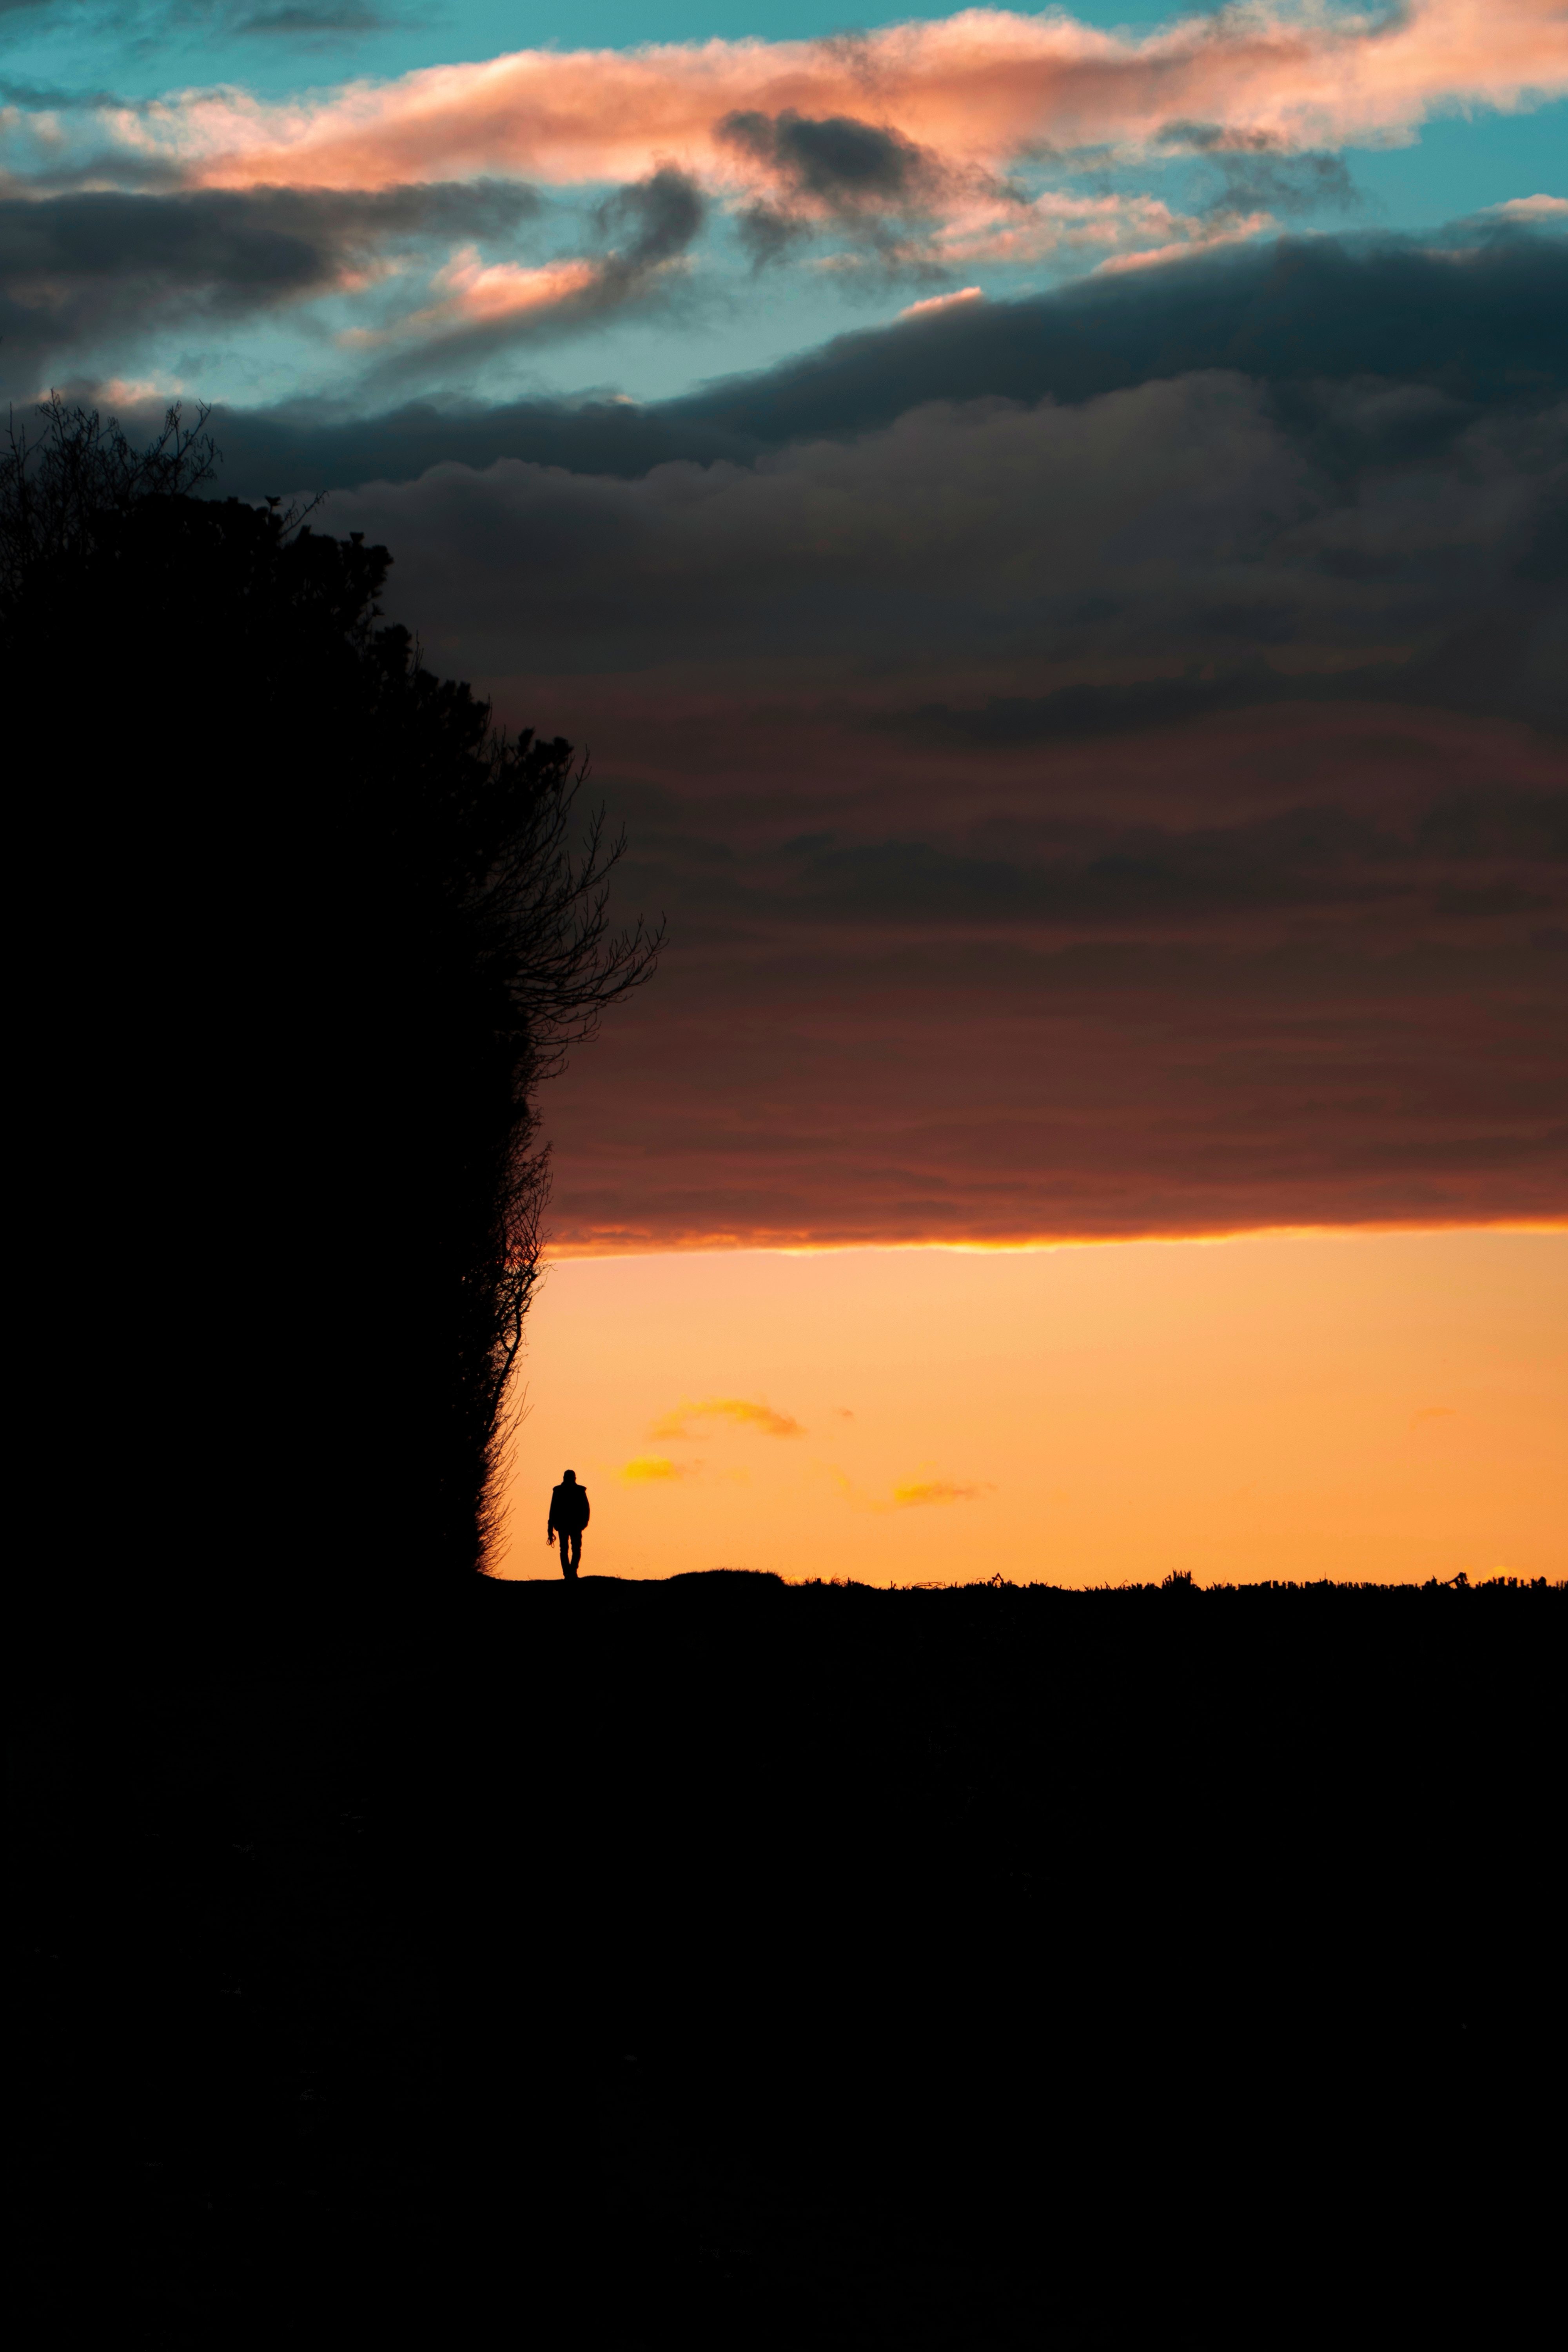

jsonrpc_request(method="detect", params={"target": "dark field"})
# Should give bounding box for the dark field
[14,1574,1563,2345]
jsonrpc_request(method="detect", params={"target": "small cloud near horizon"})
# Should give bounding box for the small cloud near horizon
[1409,1406,1457,1430]
[618,1454,701,1483]
[834,1469,993,1511]
[652,1396,804,1440]
[892,1476,992,1508]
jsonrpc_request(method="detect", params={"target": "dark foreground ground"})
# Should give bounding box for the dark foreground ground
[13,1573,1564,2345]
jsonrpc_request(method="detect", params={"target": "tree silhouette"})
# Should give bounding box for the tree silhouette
[5,399,657,1637]
[1,395,221,597]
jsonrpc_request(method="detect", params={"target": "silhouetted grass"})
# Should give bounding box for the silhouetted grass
[793,1568,1557,1593]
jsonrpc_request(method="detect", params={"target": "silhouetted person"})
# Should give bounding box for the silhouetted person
[548,1471,590,1579]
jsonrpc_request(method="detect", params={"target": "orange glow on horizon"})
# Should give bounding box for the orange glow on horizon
[495,1226,1566,1588]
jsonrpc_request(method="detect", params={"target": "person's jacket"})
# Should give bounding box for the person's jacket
[549,1482,590,1535]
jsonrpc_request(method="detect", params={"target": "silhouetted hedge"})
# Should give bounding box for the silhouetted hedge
[6,401,655,1642]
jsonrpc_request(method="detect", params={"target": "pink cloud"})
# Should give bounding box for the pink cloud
[899,285,984,318]
[341,249,599,344]
[1093,210,1273,274]
[105,2,1568,195]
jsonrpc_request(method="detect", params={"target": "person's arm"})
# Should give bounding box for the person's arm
[580,1492,590,1527]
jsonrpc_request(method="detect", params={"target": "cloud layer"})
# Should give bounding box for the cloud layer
[83,2,1568,194]
[5,0,1563,1254]
[4,1,1563,376]
[0,178,539,373]
[279,230,1564,1247]
[651,1398,805,1439]
[132,225,1568,492]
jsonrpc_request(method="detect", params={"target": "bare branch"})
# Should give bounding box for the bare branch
[1,395,219,605]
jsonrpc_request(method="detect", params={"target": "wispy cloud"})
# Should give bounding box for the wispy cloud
[1408,1406,1457,1430]
[891,1477,991,1508]
[652,1397,804,1440]
[338,165,705,360]
[341,250,597,345]
[922,186,1270,271]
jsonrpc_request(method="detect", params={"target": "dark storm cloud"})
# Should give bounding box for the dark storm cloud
[174,229,1568,497]
[0,181,538,290]
[1160,122,1361,219]
[0,180,539,385]
[717,107,980,269]
[720,109,936,208]
[667,223,1566,454]
[593,164,707,279]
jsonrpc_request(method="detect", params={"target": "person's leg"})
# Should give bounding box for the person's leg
[562,1530,581,1580]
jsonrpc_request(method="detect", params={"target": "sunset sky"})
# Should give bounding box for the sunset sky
[499,1230,1566,1584]
[8,0,1563,1580]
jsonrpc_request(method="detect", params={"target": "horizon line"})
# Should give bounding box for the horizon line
[540,1216,1568,1264]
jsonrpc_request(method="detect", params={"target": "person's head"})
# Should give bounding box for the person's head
[562,1469,576,1483]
